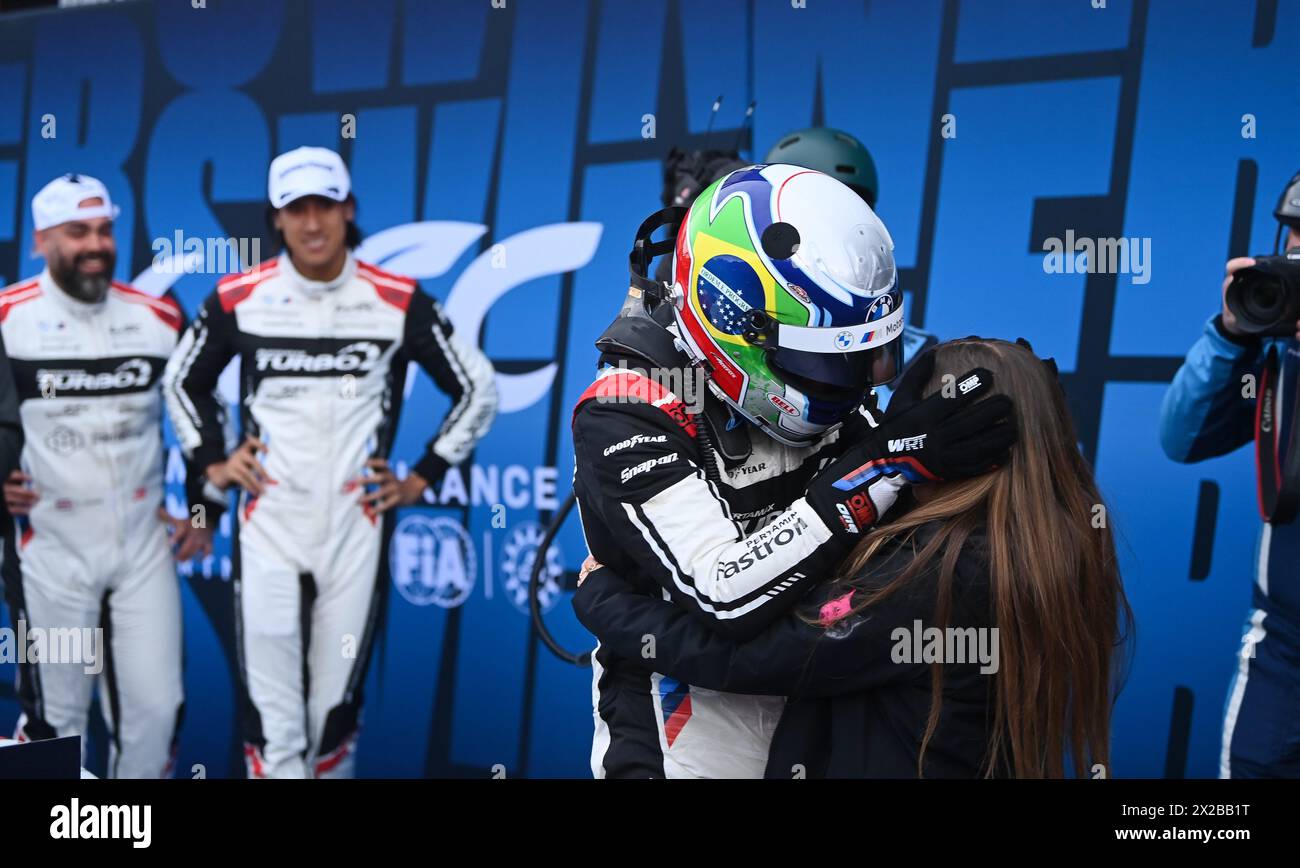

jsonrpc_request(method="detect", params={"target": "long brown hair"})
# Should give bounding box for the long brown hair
[836,338,1132,778]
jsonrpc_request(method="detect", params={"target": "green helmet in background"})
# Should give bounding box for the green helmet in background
[764,127,879,208]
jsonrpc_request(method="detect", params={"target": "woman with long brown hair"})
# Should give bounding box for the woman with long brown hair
[573,337,1133,778]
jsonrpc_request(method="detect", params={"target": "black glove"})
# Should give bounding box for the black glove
[806,356,1016,538]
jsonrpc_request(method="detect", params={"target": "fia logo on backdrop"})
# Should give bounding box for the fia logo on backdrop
[389,515,477,608]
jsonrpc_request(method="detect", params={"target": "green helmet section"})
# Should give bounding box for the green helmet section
[764,127,879,207]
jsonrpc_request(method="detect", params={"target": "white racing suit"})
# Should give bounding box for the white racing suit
[163,252,497,778]
[1,270,198,778]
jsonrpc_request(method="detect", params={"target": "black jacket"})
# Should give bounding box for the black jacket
[573,522,1005,778]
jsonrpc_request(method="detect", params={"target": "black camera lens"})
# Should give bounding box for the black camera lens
[1226,255,1300,336]
[1243,279,1282,319]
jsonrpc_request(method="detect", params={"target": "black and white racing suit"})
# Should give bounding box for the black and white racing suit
[1,270,202,778]
[571,338,906,778]
[163,252,497,778]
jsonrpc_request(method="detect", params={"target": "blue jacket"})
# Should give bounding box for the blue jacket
[1160,314,1300,640]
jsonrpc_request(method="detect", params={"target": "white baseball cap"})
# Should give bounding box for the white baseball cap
[267,146,351,209]
[31,174,120,231]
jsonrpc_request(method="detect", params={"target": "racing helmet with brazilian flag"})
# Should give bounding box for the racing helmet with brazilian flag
[669,163,902,447]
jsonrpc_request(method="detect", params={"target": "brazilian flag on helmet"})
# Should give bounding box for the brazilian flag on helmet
[669,163,902,448]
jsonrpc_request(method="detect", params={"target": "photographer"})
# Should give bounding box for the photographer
[1159,172,1300,778]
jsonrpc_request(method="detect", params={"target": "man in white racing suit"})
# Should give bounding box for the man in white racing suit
[2,173,213,778]
[163,147,498,778]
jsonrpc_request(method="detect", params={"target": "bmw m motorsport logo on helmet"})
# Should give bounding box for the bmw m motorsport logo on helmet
[667,163,905,447]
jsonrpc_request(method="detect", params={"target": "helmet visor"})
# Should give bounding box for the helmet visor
[766,291,904,391]
[768,336,902,398]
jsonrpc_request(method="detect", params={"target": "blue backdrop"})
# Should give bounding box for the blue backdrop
[0,0,1295,778]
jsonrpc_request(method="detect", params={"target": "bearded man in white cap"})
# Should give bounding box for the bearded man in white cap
[1,173,215,778]
[163,147,498,778]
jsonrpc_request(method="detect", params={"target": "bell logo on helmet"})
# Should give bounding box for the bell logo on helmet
[768,394,800,416]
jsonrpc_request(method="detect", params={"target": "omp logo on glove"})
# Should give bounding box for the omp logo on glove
[716,516,810,579]
[834,491,878,534]
[887,434,927,453]
[255,341,384,374]
[619,452,678,483]
[957,373,982,394]
[602,433,668,456]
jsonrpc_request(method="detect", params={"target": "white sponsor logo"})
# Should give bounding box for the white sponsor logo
[887,434,927,452]
[620,452,679,484]
[835,502,859,534]
[957,374,981,395]
[730,504,776,521]
[49,799,150,848]
[602,433,668,456]
[716,516,810,579]
[45,425,85,455]
[38,359,152,393]
[389,515,477,608]
[501,521,565,615]
[254,341,381,374]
